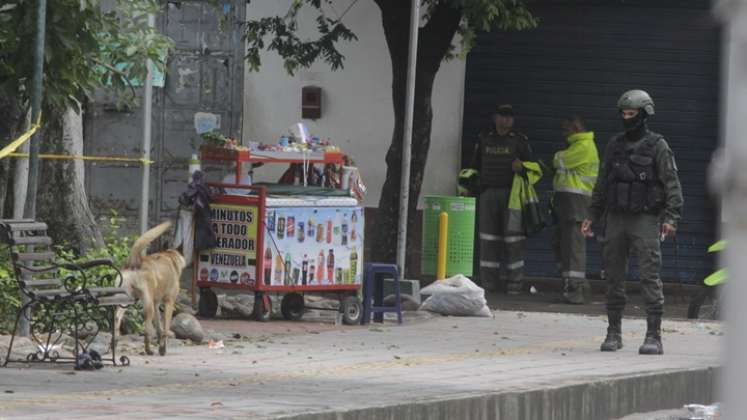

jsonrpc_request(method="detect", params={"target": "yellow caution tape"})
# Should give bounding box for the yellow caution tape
[8,152,153,164]
[0,115,42,160]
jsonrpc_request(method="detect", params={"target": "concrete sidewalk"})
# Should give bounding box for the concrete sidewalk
[0,311,721,419]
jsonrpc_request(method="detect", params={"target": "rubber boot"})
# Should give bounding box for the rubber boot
[506,281,523,295]
[600,312,623,351]
[638,315,664,355]
[563,278,589,304]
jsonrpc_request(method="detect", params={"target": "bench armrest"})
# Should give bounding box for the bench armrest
[59,258,115,271]
[60,258,124,290]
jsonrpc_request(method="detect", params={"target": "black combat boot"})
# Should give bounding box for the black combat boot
[638,315,663,355]
[600,312,623,351]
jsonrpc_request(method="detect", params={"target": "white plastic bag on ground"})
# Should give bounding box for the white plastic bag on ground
[419,274,492,317]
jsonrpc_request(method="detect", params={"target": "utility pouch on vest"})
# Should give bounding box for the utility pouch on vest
[615,183,630,210]
[629,182,647,213]
[612,162,636,182]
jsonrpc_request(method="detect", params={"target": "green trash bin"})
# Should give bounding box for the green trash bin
[421,195,476,277]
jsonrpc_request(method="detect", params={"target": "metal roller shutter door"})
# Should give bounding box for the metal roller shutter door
[461,0,720,283]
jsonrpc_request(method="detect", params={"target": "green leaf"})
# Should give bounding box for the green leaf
[704,268,727,286]
[708,240,726,253]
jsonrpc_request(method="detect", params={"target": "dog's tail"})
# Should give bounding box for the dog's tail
[125,221,173,269]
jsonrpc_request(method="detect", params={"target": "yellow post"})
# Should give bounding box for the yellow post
[437,211,448,280]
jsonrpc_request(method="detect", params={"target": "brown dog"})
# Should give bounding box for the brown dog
[114,221,185,356]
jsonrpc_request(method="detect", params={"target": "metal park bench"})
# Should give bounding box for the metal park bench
[0,219,134,369]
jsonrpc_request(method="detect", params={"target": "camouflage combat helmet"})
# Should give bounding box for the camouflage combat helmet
[617,90,655,116]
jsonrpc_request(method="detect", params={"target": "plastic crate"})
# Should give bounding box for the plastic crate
[421,195,476,276]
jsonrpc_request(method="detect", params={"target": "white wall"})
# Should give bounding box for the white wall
[243,1,465,208]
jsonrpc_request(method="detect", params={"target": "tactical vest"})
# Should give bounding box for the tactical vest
[480,132,522,189]
[606,132,663,213]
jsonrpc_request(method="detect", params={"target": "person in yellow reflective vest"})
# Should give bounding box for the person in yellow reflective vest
[551,116,599,304]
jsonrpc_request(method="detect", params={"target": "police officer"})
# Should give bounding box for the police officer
[581,90,683,355]
[472,104,535,294]
[552,116,599,304]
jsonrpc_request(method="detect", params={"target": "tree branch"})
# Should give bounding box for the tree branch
[88,57,138,100]
[419,1,462,69]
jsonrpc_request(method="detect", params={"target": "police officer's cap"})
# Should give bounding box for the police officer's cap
[494,104,514,117]
[617,90,655,116]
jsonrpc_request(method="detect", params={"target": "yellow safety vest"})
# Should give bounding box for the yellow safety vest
[552,131,599,196]
[507,161,542,234]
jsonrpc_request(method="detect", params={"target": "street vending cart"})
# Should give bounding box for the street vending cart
[194,146,364,324]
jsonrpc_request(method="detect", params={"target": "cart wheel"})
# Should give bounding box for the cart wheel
[253,292,272,322]
[281,293,305,321]
[198,288,218,318]
[341,296,362,325]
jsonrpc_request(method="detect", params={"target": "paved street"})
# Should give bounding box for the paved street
[0,309,721,419]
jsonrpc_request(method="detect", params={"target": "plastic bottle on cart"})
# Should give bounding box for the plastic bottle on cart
[326,218,332,244]
[307,218,315,239]
[341,214,349,246]
[285,252,292,286]
[287,216,295,238]
[309,264,315,285]
[351,211,358,242]
[263,248,272,285]
[267,211,276,233]
[327,249,335,284]
[316,223,324,242]
[350,248,358,284]
[317,251,325,283]
[301,255,308,285]
[298,221,305,243]
[274,254,283,284]
[277,216,285,239]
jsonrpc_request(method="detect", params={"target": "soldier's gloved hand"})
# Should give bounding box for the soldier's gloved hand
[512,159,524,173]
[660,223,676,240]
[581,219,594,238]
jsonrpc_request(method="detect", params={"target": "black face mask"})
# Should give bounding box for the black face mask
[622,111,646,133]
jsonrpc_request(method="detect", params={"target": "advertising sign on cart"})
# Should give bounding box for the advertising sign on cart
[262,206,363,289]
[196,203,259,287]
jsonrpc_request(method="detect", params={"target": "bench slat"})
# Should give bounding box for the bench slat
[4,222,48,232]
[15,252,56,262]
[88,287,130,296]
[96,294,135,306]
[31,288,75,300]
[20,278,64,288]
[11,236,53,245]
[18,265,58,275]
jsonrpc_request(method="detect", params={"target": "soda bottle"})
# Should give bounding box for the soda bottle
[309,263,315,285]
[326,218,332,244]
[301,254,308,285]
[350,248,358,284]
[316,223,324,242]
[298,221,305,242]
[341,214,348,246]
[317,250,325,283]
[274,254,283,284]
[351,211,358,242]
[263,247,272,285]
[287,216,295,238]
[307,218,315,239]
[267,211,276,233]
[284,252,292,285]
[327,249,335,284]
[277,216,285,239]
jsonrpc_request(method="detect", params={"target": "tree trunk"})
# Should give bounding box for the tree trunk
[0,97,25,218]
[372,1,462,278]
[37,108,104,252]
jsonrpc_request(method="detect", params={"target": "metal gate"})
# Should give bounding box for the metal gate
[84,0,245,225]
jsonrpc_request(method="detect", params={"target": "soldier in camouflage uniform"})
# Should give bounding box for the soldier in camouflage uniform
[582,90,683,355]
